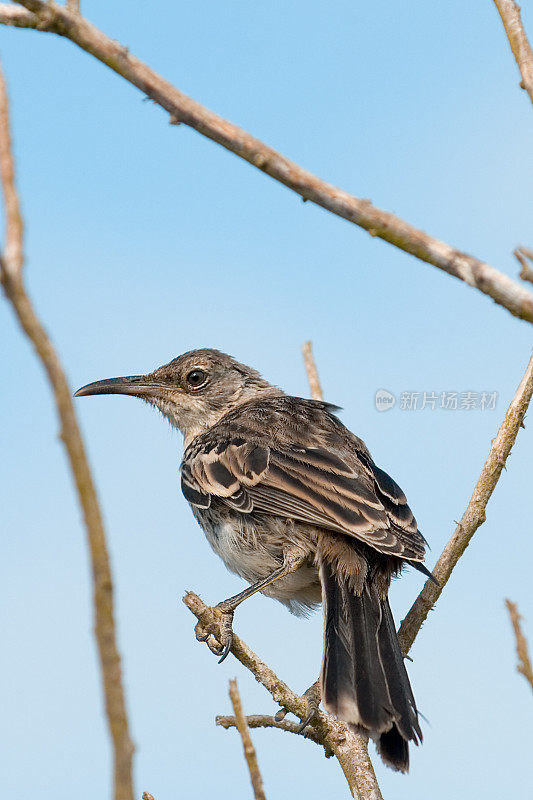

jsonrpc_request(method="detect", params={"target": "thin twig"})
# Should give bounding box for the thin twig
[302,341,324,401]
[398,351,533,654]
[228,680,267,800]
[2,1,533,324]
[217,713,327,749]
[493,0,533,104]
[183,592,383,800]
[505,599,533,691]
[515,247,533,285]
[0,60,134,800]
[0,65,23,276]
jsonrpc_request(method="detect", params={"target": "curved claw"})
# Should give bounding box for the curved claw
[195,607,234,662]
[296,680,321,733]
[214,607,234,663]
[217,633,233,664]
[296,708,318,734]
[286,681,320,733]
[202,630,232,661]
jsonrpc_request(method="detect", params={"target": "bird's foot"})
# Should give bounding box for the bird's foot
[297,680,321,732]
[194,604,234,663]
[275,680,321,732]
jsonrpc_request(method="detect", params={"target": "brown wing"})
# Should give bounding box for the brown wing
[182,431,425,562]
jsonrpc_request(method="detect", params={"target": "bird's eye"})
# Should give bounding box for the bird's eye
[186,368,208,389]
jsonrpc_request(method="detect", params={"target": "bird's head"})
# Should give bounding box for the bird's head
[74,348,281,442]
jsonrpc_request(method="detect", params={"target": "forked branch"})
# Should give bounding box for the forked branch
[183,592,383,800]
[1,0,533,324]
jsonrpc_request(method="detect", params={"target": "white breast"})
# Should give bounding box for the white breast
[207,519,278,584]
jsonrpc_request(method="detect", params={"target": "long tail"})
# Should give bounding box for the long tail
[319,560,422,772]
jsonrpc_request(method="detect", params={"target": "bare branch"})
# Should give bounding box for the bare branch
[0,4,36,27]
[66,0,80,13]
[302,341,324,401]
[228,680,267,800]
[515,247,533,285]
[217,713,327,750]
[0,62,23,276]
[494,0,533,104]
[398,351,533,654]
[0,59,134,800]
[183,592,383,800]
[2,1,533,324]
[505,599,533,691]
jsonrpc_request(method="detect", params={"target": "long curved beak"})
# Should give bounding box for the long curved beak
[74,375,167,398]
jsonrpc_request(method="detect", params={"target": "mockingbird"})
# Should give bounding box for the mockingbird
[75,348,432,772]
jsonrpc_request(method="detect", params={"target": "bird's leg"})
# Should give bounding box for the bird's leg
[195,548,307,663]
[275,679,322,732]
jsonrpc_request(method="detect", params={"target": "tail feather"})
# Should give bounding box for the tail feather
[376,726,409,772]
[320,564,391,732]
[320,561,422,773]
[378,598,422,744]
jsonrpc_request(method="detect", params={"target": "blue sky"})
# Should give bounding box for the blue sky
[1,1,532,798]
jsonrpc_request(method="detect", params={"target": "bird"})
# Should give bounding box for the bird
[75,348,432,772]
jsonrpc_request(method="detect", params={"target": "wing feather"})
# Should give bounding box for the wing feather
[181,417,425,561]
